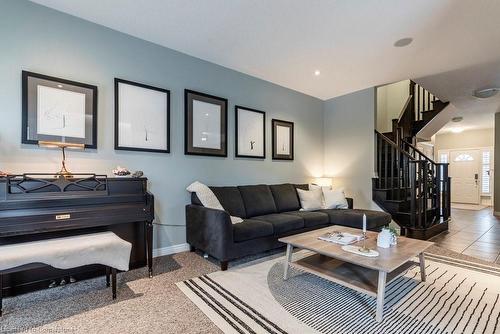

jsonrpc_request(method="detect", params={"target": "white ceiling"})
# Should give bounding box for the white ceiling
[31,0,500,100]
[416,60,500,134]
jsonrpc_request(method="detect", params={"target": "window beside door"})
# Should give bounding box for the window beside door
[482,150,491,195]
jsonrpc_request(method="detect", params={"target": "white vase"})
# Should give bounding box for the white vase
[377,229,392,248]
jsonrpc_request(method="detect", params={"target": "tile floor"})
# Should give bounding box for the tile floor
[430,207,500,263]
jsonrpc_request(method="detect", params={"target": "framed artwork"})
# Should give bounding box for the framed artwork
[272,119,294,160]
[22,71,98,148]
[185,89,227,157]
[235,106,265,159]
[114,78,170,153]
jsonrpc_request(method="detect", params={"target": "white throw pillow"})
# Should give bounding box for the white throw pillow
[186,181,243,224]
[323,188,349,209]
[297,188,323,211]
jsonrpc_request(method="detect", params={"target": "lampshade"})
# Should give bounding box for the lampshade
[313,177,333,188]
[38,141,85,149]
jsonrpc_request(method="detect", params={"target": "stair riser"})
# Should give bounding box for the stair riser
[403,220,449,240]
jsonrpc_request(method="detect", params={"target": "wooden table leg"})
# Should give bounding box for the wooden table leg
[419,252,426,282]
[146,221,153,278]
[376,271,387,322]
[283,244,293,280]
[0,273,3,317]
[111,268,117,300]
[105,267,110,287]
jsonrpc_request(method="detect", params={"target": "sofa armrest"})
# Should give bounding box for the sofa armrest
[346,197,353,209]
[185,204,233,261]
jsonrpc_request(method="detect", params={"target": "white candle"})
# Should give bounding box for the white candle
[363,214,367,233]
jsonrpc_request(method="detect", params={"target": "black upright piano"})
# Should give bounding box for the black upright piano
[0,174,154,297]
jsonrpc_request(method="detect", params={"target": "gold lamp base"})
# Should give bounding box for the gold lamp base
[38,141,85,178]
[57,162,73,179]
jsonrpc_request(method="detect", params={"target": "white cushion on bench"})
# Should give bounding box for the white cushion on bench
[0,232,132,272]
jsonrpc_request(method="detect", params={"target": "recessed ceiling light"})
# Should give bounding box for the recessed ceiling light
[314,70,321,76]
[451,127,464,133]
[394,37,413,47]
[473,88,499,99]
[57,84,63,88]
[451,116,463,123]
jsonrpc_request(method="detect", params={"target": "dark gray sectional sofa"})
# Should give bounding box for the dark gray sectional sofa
[186,183,391,270]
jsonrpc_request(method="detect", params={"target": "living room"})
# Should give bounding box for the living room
[1,1,500,333]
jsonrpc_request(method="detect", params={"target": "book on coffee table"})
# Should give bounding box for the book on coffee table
[318,231,363,245]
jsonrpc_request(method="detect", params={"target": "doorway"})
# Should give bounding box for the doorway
[449,149,481,204]
[450,149,481,204]
[439,147,494,209]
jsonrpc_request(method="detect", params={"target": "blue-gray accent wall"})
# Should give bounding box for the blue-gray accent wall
[0,0,325,251]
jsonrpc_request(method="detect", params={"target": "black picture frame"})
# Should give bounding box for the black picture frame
[235,105,266,159]
[114,78,171,153]
[185,89,228,157]
[272,119,294,160]
[22,70,98,148]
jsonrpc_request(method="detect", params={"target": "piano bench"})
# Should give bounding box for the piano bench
[0,232,132,316]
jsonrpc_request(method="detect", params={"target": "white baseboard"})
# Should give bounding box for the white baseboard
[153,243,190,258]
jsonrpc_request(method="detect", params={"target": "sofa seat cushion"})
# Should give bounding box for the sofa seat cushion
[253,214,304,235]
[319,209,391,230]
[233,219,274,242]
[285,211,329,227]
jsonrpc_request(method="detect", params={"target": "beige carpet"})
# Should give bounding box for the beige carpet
[1,253,222,334]
[451,203,489,211]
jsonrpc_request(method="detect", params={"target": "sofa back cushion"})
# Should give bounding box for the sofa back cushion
[238,185,277,217]
[294,184,309,191]
[190,187,247,218]
[210,186,247,218]
[269,184,301,212]
[191,192,203,206]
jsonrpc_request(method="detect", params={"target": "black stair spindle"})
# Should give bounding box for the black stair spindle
[427,90,430,112]
[423,162,428,227]
[416,85,420,119]
[384,141,388,189]
[377,136,382,188]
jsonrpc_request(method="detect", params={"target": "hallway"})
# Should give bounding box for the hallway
[430,208,500,263]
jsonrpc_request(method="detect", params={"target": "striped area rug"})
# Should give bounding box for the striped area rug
[177,251,500,334]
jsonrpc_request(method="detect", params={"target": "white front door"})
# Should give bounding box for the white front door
[449,149,480,204]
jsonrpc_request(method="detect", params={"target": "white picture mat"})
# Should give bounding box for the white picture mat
[192,100,221,149]
[276,125,290,155]
[237,108,264,156]
[37,85,86,138]
[118,83,168,150]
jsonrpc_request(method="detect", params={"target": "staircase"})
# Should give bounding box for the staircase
[383,80,449,144]
[373,81,451,240]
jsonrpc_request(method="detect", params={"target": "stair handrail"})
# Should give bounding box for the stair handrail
[397,94,414,123]
[400,139,435,163]
[375,130,415,161]
[395,93,415,142]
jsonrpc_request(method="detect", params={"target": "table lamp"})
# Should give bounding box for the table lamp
[38,141,85,178]
[313,177,333,189]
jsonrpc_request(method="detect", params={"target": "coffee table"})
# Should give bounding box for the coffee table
[279,225,433,322]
